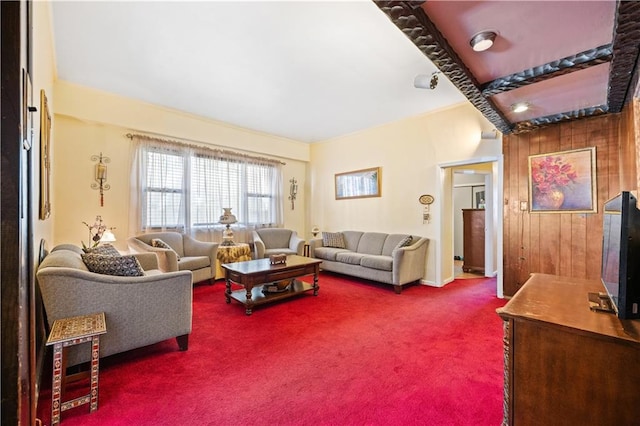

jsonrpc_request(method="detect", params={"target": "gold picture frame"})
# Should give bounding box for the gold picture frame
[528,147,597,213]
[335,167,381,200]
[39,90,51,220]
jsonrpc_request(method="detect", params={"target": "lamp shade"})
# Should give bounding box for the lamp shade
[219,208,237,224]
[100,229,116,243]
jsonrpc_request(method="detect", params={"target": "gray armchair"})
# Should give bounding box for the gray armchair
[36,245,193,367]
[127,232,218,284]
[252,228,305,259]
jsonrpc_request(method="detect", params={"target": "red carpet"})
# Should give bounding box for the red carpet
[38,273,506,425]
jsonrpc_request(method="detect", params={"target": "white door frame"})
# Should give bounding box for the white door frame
[436,156,504,298]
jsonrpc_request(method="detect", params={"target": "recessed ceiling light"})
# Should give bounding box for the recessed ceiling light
[511,102,530,113]
[470,31,497,52]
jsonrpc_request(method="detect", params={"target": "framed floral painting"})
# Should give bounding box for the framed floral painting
[528,147,597,213]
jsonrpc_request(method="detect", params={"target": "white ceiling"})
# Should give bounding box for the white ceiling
[50,1,467,143]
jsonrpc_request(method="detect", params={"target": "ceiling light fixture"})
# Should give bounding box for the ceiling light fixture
[414,72,440,90]
[511,102,530,113]
[470,31,497,52]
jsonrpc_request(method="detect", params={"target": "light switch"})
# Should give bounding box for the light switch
[520,201,528,211]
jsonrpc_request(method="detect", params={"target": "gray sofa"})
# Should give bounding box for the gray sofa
[309,231,429,293]
[36,244,193,367]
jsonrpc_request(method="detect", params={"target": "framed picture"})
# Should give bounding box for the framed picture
[39,90,51,220]
[528,147,597,213]
[335,167,381,200]
[472,186,486,209]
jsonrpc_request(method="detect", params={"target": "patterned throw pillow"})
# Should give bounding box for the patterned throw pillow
[394,236,413,251]
[82,253,145,276]
[322,232,346,249]
[86,243,120,257]
[151,238,180,260]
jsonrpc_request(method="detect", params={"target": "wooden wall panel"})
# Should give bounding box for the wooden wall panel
[502,110,632,296]
[620,98,638,191]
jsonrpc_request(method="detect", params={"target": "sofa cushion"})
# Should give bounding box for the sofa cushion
[264,248,297,256]
[178,256,210,271]
[360,255,393,271]
[314,247,349,261]
[85,243,120,257]
[151,238,181,260]
[322,232,346,248]
[335,251,367,265]
[341,231,364,251]
[81,253,145,276]
[356,232,387,255]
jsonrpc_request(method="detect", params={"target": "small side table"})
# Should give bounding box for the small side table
[46,312,107,425]
[215,243,252,279]
[303,243,310,257]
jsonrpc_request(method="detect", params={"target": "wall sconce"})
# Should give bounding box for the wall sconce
[288,178,298,210]
[91,152,110,206]
[311,226,320,238]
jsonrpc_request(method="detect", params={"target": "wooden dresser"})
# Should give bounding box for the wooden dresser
[462,208,484,273]
[497,273,640,425]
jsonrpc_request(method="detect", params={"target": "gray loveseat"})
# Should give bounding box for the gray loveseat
[36,244,193,367]
[309,231,429,294]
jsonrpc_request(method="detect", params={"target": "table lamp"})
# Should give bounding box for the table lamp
[219,208,237,246]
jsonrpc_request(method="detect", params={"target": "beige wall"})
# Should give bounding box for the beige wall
[51,83,309,251]
[309,103,501,284]
[32,0,56,256]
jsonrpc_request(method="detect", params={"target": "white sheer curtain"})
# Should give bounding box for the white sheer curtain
[129,135,283,244]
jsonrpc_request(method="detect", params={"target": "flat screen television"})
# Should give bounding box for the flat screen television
[601,191,640,319]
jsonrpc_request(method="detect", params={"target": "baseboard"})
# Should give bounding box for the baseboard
[420,278,445,287]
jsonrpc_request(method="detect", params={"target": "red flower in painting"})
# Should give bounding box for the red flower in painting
[531,156,578,194]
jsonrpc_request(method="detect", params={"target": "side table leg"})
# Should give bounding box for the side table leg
[51,343,63,426]
[245,285,254,315]
[89,335,100,412]
[225,278,231,303]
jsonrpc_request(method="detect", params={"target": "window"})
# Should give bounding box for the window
[132,138,283,235]
[144,149,185,229]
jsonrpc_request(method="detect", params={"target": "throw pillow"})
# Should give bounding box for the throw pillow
[85,243,121,257]
[151,238,180,260]
[82,253,145,276]
[394,235,413,251]
[322,232,346,249]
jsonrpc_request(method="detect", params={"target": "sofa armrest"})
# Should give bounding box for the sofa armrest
[253,232,266,259]
[128,237,179,272]
[391,237,429,285]
[289,233,305,256]
[309,238,324,258]
[183,235,218,266]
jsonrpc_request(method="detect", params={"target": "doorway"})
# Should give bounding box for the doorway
[453,169,489,279]
[436,156,504,298]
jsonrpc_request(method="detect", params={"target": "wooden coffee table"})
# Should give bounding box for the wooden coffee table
[222,255,322,315]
